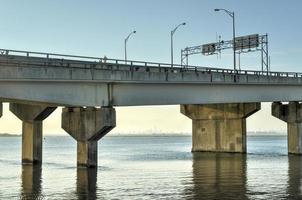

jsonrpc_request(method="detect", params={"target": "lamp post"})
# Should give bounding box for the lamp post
[124,30,136,63]
[171,22,186,67]
[214,8,236,71]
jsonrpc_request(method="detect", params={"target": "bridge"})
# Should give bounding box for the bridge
[0,48,301,167]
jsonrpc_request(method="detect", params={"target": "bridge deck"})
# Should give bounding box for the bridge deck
[0,48,301,107]
[0,48,301,84]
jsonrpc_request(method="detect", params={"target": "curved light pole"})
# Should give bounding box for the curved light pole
[171,22,186,67]
[214,8,236,71]
[124,30,136,62]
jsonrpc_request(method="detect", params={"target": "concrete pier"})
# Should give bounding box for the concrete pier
[77,168,97,199]
[272,101,302,154]
[62,107,116,167]
[181,103,260,153]
[10,103,56,164]
[21,165,42,199]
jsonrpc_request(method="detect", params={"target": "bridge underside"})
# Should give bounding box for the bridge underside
[0,54,302,107]
[2,81,302,107]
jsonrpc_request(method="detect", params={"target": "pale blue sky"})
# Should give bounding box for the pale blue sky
[0,0,301,71]
[1,0,299,134]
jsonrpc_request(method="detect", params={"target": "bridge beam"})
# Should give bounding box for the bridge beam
[62,107,116,167]
[10,103,56,164]
[181,103,260,153]
[272,101,302,154]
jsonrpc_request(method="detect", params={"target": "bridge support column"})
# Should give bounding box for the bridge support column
[76,167,97,199]
[62,107,116,167]
[272,102,302,154]
[10,103,56,164]
[181,103,260,153]
[21,165,42,199]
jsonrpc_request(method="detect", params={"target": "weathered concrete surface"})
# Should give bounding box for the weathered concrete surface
[21,165,42,199]
[2,54,302,107]
[77,141,98,167]
[10,103,56,164]
[181,103,260,153]
[272,101,302,154]
[76,167,97,199]
[62,107,116,167]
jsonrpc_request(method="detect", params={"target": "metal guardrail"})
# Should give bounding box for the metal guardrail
[0,48,301,78]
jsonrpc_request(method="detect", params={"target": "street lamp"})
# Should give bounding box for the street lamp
[124,30,136,62]
[214,8,236,71]
[171,22,186,67]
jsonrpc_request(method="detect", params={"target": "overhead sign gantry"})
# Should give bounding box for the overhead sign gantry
[181,34,269,73]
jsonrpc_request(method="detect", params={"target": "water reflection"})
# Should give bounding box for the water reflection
[187,153,247,200]
[76,167,97,200]
[287,155,302,199]
[20,164,43,199]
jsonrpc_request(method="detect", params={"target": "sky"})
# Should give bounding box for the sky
[0,0,300,135]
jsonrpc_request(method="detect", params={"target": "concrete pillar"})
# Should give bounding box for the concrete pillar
[181,103,260,153]
[272,101,302,154]
[287,155,302,197]
[76,168,97,199]
[21,165,42,199]
[10,103,56,164]
[62,107,116,167]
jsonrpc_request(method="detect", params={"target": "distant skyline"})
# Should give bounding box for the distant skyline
[0,0,298,135]
[0,103,286,135]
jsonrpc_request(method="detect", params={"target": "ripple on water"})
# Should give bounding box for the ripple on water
[0,135,301,199]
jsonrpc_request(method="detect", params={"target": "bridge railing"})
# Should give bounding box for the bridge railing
[0,48,302,78]
[0,48,204,69]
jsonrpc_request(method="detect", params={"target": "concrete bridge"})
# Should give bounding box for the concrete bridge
[0,48,301,167]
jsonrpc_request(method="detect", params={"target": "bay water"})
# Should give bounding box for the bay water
[0,135,300,199]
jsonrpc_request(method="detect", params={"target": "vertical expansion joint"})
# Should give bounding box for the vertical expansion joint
[107,83,114,107]
[0,103,2,118]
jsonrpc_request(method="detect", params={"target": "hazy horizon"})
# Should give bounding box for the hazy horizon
[0,102,286,136]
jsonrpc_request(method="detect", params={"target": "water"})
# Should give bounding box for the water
[0,135,301,199]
